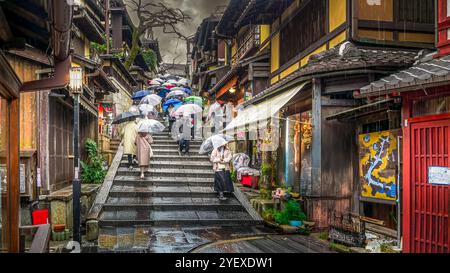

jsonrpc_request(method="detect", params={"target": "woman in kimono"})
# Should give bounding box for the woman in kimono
[210,144,234,201]
[135,132,154,179]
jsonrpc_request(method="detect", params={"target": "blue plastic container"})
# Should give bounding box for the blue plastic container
[289,220,302,227]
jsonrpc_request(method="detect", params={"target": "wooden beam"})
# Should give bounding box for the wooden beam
[311,77,322,197]
[0,7,13,42]
[7,98,20,252]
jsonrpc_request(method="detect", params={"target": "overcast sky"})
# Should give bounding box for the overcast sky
[126,0,229,64]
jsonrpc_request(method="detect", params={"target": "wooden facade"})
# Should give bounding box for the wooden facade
[214,0,434,229]
[269,0,435,85]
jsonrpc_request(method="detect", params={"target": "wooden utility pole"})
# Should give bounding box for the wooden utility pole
[105,0,110,54]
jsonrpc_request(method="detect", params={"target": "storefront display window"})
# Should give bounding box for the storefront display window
[0,98,7,251]
[285,111,312,194]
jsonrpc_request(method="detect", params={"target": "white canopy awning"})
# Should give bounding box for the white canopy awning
[222,82,308,132]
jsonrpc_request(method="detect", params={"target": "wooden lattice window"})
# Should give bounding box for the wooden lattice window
[279,0,327,67]
[398,0,434,24]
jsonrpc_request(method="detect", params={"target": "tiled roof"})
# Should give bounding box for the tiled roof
[359,52,450,97]
[243,42,418,106]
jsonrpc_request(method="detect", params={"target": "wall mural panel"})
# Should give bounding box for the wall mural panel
[359,130,398,201]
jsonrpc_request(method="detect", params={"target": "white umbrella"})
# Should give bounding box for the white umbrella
[166,90,188,99]
[177,78,191,85]
[199,134,234,154]
[139,104,157,116]
[137,119,165,133]
[171,104,203,117]
[140,94,162,106]
[152,78,165,83]
[167,79,178,84]
[129,105,140,114]
[149,80,162,86]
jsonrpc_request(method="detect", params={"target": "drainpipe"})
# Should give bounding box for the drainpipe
[20,0,73,92]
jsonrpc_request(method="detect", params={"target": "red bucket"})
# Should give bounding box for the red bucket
[32,209,49,225]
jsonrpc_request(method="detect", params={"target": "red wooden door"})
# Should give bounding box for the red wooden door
[405,118,450,253]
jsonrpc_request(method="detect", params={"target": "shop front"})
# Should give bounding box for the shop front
[402,90,450,253]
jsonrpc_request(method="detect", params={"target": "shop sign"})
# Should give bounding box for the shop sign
[359,130,398,201]
[428,167,450,185]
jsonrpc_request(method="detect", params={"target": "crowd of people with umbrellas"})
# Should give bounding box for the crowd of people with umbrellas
[111,74,235,200]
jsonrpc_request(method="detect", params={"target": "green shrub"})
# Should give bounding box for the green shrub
[273,200,306,225]
[259,188,272,200]
[262,208,277,222]
[80,139,106,184]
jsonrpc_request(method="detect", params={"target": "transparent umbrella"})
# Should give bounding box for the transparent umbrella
[140,94,162,106]
[136,119,165,133]
[199,134,234,154]
[166,90,188,99]
[171,104,203,117]
[139,104,157,116]
[128,105,140,114]
[149,80,162,86]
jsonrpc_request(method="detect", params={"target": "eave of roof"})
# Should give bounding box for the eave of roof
[243,42,418,106]
[358,52,450,98]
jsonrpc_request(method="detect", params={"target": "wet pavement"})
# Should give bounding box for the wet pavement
[98,226,275,253]
[192,235,336,253]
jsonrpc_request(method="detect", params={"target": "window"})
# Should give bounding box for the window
[447,0,450,17]
[0,98,7,251]
[398,0,434,24]
[412,96,450,117]
[279,0,327,66]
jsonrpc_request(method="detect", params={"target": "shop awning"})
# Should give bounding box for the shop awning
[222,82,308,132]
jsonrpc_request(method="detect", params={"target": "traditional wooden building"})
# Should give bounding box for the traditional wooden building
[210,0,288,105]
[354,0,449,253]
[223,0,435,229]
[191,14,228,98]
[0,0,73,252]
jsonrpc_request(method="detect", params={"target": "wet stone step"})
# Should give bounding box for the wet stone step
[116,168,215,178]
[152,150,201,155]
[113,179,214,187]
[102,201,243,211]
[151,143,202,148]
[110,185,214,193]
[100,210,253,222]
[150,155,210,161]
[121,155,210,161]
[99,218,261,228]
[120,161,212,169]
[105,196,239,206]
[108,190,218,199]
[113,175,214,183]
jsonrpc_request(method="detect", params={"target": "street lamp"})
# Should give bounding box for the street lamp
[69,66,83,244]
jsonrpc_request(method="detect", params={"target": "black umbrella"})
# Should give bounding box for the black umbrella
[112,111,141,125]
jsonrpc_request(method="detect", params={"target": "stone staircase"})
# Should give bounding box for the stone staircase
[109,138,121,153]
[95,125,264,252]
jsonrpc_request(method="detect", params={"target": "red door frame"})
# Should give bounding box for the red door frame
[402,88,450,253]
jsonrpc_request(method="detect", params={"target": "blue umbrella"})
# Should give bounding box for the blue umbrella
[162,99,183,112]
[132,90,152,100]
[157,87,171,98]
[172,87,192,95]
